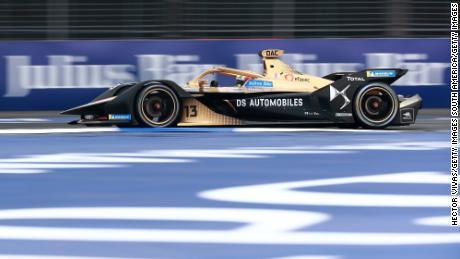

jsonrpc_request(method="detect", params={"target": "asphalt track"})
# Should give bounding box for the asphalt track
[0,109,457,259]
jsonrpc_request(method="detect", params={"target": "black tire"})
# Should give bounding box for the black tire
[135,84,181,127]
[353,82,398,129]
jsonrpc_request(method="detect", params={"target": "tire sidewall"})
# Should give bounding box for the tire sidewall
[353,82,399,129]
[135,84,181,127]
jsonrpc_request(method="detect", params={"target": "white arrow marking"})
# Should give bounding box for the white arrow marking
[199,172,450,207]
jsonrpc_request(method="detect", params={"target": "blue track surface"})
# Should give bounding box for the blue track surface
[0,126,457,259]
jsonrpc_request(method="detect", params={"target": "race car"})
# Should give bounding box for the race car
[61,49,422,129]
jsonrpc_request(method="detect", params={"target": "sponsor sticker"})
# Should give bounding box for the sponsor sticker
[366,70,397,77]
[400,108,415,123]
[108,114,132,120]
[329,85,351,110]
[261,49,283,57]
[284,73,294,81]
[294,76,310,83]
[304,111,320,117]
[346,76,365,82]
[335,112,352,117]
[245,80,273,88]
[236,98,303,108]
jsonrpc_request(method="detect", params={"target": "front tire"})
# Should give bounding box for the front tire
[353,83,398,129]
[135,84,181,127]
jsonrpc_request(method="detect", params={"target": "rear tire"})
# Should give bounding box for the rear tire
[135,84,181,127]
[353,83,398,129]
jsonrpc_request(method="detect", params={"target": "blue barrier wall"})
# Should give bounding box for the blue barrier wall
[0,38,449,110]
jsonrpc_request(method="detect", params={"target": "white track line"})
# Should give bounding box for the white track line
[0,118,49,123]
[0,256,155,259]
[414,216,452,227]
[0,127,402,134]
[0,128,118,134]
[234,128,401,133]
[271,256,340,259]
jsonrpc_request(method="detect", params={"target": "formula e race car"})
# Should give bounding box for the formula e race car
[62,49,422,129]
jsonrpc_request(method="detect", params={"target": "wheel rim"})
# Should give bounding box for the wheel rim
[140,88,177,126]
[357,86,396,124]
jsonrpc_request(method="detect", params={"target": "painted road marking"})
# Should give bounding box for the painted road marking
[0,254,341,259]
[0,128,118,134]
[200,172,450,207]
[0,163,122,174]
[272,256,340,259]
[414,216,452,227]
[0,148,348,174]
[0,256,155,259]
[0,118,49,123]
[0,127,403,135]
[0,153,193,174]
[0,141,446,174]
[0,254,339,259]
[239,141,449,151]
[234,128,401,133]
[0,207,458,245]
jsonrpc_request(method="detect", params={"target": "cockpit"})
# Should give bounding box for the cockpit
[186,49,333,92]
[187,66,263,88]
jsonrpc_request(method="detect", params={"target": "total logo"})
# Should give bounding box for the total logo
[346,76,365,82]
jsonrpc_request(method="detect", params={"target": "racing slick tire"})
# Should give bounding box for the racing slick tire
[135,84,181,127]
[353,82,399,129]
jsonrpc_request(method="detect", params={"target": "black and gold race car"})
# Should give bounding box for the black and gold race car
[61,49,422,129]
